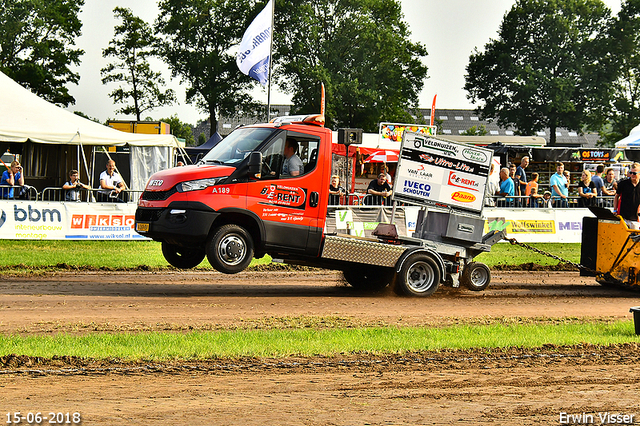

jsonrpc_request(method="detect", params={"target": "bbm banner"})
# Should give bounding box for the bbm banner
[393,133,493,213]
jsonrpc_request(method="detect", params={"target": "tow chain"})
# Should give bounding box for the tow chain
[503,236,599,275]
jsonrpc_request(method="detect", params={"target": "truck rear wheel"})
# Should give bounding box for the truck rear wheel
[206,224,254,274]
[342,266,394,291]
[394,253,440,297]
[460,262,491,291]
[161,242,205,269]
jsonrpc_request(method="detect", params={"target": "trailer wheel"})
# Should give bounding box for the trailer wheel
[342,266,394,291]
[394,254,440,297]
[461,262,491,291]
[161,242,205,269]
[206,224,254,274]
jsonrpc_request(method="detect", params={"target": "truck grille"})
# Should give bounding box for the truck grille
[141,187,177,201]
[136,208,164,222]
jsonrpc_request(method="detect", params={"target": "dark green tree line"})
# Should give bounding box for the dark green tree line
[465,0,616,146]
[274,0,428,132]
[0,0,84,106]
[101,7,176,121]
[598,0,640,146]
[154,0,260,138]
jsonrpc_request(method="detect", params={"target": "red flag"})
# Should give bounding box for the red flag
[320,82,326,116]
[430,94,437,126]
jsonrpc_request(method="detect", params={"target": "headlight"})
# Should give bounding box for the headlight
[177,177,228,192]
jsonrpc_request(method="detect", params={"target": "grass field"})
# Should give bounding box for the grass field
[0,240,610,360]
[0,240,580,273]
[1,321,637,360]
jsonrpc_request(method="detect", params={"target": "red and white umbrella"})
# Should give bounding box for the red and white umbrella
[364,149,399,163]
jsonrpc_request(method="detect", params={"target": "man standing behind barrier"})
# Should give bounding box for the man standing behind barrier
[515,156,529,199]
[614,162,640,229]
[497,167,514,207]
[1,160,24,199]
[366,172,392,205]
[602,167,618,207]
[328,175,346,205]
[550,162,568,207]
[99,160,125,202]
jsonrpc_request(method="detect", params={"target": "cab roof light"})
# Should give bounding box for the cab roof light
[270,114,325,127]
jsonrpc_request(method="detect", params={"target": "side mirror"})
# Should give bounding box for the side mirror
[248,151,262,178]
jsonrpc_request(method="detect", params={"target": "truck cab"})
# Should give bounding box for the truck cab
[135,115,331,273]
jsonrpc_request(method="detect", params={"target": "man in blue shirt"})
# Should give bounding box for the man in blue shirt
[1,160,24,199]
[591,164,605,206]
[515,156,529,200]
[550,162,568,207]
[497,167,514,207]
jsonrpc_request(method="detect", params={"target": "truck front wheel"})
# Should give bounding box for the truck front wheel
[206,224,254,274]
[394,254,441,297]
[162,242,205,269]
[342,266,394,291]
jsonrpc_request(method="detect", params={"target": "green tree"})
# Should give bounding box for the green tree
[0,0,84,106]
[155,0,260,138]
[101,7,176,121]
[274,0,428,132]
[461,125,488,136]
[598,0,640,147]
[159,114,196,146]
[464,0,616,146]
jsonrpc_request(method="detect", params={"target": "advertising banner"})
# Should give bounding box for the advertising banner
[0,201,147,240]
[379,123,436,144]
[403,206,595,243]
[393,133,492,213]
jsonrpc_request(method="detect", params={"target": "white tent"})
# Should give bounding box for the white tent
[0,71,180,191]
[614,124,640,149]
[0,71,178,147]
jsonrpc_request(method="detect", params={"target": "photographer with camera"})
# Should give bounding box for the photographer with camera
[63,169,90,201]
[1,160,24,199]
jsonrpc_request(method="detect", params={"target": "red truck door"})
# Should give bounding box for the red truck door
[246,129,326,253]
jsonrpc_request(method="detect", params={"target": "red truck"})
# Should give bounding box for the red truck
[135,114,502,297]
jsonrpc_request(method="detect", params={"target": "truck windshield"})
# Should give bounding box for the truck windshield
[200,127,276,165]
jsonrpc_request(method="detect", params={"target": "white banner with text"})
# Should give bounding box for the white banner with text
[0,201,147,240]
[404,207,595,243]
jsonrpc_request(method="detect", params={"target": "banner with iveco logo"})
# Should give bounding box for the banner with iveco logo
[392,132,492,213]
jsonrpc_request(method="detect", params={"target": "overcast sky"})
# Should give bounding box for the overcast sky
[66,0,623,125]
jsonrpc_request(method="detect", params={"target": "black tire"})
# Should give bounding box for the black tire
[161,242,206,269]
[460,262,491,291]
[206,224,254,274]
[342,266,395,291]
[394,254,441,297]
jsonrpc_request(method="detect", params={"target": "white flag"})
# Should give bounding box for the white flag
[236,0,273,86]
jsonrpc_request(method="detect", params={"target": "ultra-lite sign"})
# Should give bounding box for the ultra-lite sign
[393,133,492,213]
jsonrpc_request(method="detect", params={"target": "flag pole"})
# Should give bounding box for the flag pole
[266,0,275,122]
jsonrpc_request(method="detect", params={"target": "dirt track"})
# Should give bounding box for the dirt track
[1,270,640,425]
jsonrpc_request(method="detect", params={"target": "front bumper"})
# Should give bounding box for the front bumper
[135,202,220,247]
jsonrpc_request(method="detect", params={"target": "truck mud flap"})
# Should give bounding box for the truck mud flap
[321,235,406,268]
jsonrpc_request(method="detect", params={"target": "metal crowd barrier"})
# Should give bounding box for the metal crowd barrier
[487,195,615,208]
[0,184,38,200]
[328,193,366,206]
[0,186,145,203]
